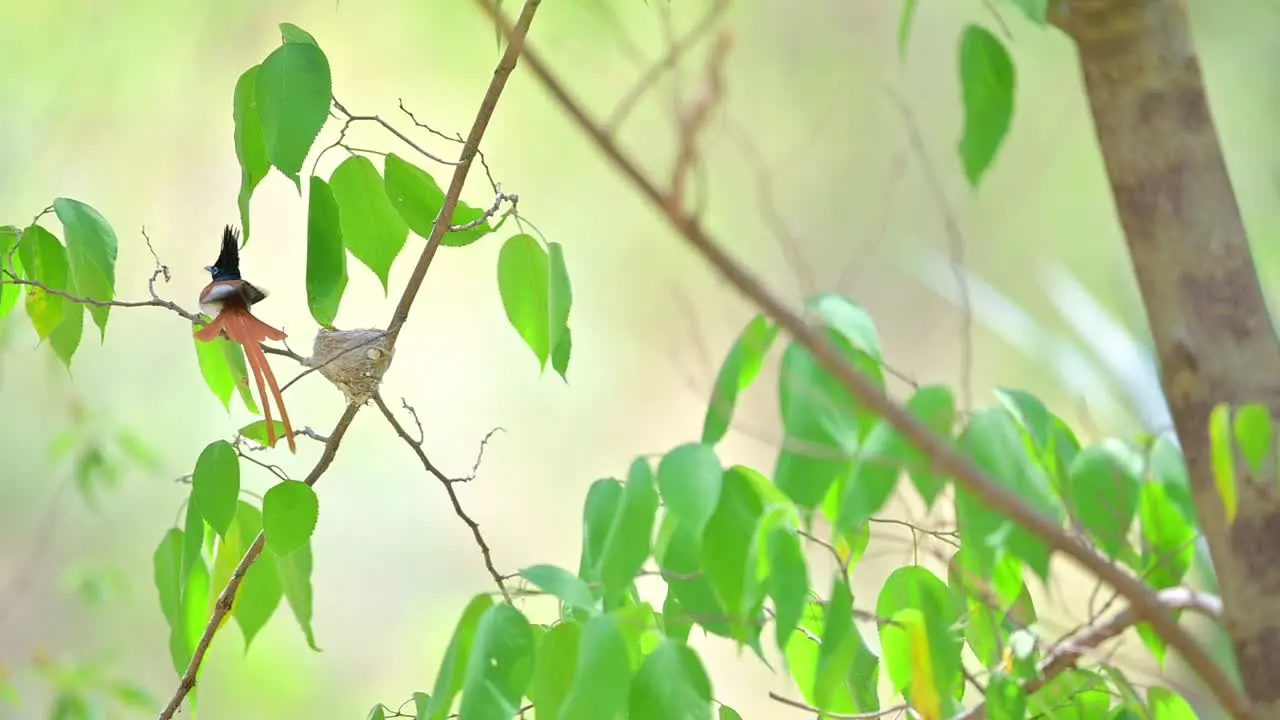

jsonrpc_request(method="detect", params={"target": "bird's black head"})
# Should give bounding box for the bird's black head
[205,225,243,282]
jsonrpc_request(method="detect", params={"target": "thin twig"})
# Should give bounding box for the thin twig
[474,5,1249,717]
[607,0,730,132]
[156,403,362,720]
[768,692,910,719]
[373,393,510,601]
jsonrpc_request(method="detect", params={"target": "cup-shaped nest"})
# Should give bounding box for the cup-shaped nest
[309,328,394,405]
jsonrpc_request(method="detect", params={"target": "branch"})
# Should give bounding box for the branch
[473,3,1249,717]
[384,0,542,347]
[1,226,204,326]
[373,393,510,602]
[955,587,1223,720]
[156,402,362,720]
[155,3,544,712]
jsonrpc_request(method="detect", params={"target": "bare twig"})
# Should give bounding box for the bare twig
[607,0,729,132]
[156,403,362,720]
[373,393,510,601]
[669,30,731,217]
[475,4,1249,716]
[768,692,910,719]
[332,99,461,167]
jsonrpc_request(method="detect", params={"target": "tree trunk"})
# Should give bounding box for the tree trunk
[1057,1,1280,716]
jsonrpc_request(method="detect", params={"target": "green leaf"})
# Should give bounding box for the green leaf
[807,293,883,359]
[897,0,919,59]
[279,22,318,45]
[547,242,573,380]
[836,418,909,534]
[558,614,633,720]
[519,564,596,612]
[305,175,347,327]
[111,682,157,710]
[531,621,580,720]
[702,315,778,445]
[595,458,660,603]
[628,640,713,720]
[955,408,1062,579]
[384,153,446,238]
[1066,443,1141,558]
[719,706,744,720]
[256,41,331,184]
[193,329,260,413]
[366,705,386,720]
[412,693,431,720]
[330,155,409,292]
[774,322,884,510]
[1148,687,1196,719]
[903,385,956,506]
[701,467,764,642]
[153,528,184,626]
[240,419,288,447]
[1233,402,1274,478]
[262,481,319,555]
[1148,436,1196,524]
[784,601,878,713]
[232,65,270,242]
[182,500,205,581]
[552,326,572,380]
[382,153,493,248]
[426,594,494,720]
[230,503,281,649]
[173,556,210,675]
[497,233,554,369]
[192,440,240,537]
[876,566,963,700]
[768,525,808,652]
[0,226,21,324]
[657,443,723,538]
[957,24,1015,187]
[658,521,731,638]
[1138,481,1195,588]
[815,578,859,711]
[1012,0,1048,24]
[457,604,535,719]
[18,224,69,340]
[1029,669,1110,719]
[53,198,117,338]
[1209,402,1237,524]
[49,302,83,369]
[276,541,319,650]
[988,673,1027,720]
[578,479,624,588]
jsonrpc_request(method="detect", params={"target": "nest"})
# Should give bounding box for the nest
[308,328,395,405]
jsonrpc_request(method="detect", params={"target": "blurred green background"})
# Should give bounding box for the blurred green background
[2,0,1277,717]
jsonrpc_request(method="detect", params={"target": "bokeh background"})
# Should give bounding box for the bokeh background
[1,0,1277,717]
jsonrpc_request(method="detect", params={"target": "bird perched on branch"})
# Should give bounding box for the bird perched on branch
[195,226,296,452]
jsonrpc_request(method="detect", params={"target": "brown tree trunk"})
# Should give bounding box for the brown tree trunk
[1057,1,1280,716]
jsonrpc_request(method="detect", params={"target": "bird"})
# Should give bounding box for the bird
[195,225,296,452]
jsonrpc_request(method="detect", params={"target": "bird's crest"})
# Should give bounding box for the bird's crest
[208,225,242,281]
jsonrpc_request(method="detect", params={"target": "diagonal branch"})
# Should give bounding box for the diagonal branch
[156,402,362,720]
[472,2,1249,716]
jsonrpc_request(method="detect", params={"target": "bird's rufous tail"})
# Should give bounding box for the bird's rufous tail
[196,309,297,453]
